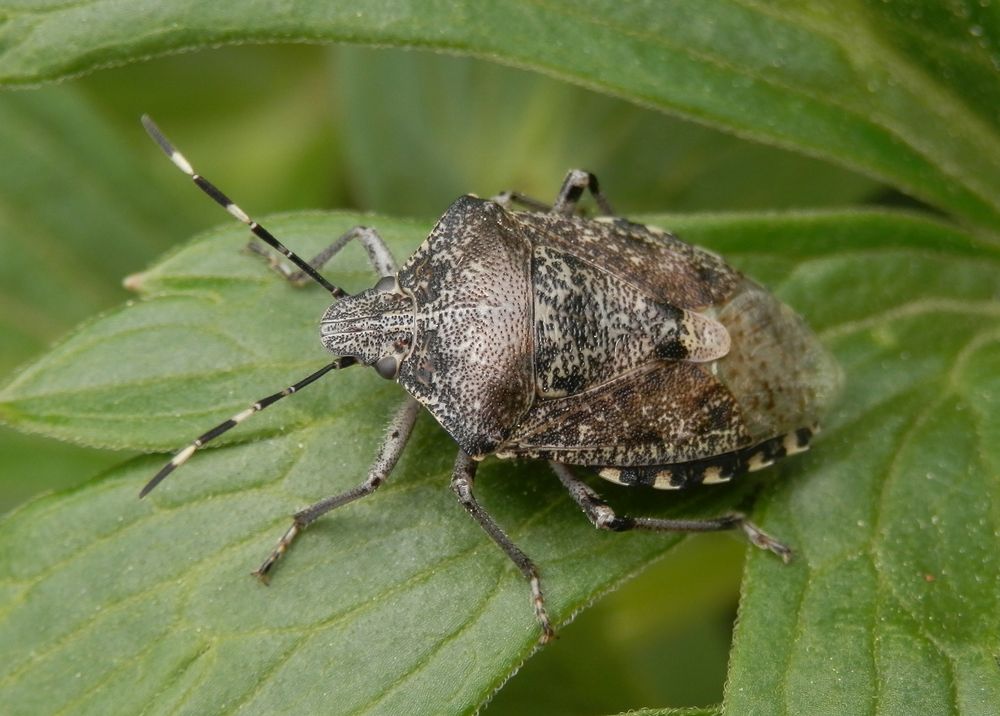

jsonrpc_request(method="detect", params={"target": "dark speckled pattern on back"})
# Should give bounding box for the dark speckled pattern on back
[531,246,730,398]
[396,196,535,456]
[496,360,751,465]
[514,212,741,310]
[343,193,839,478]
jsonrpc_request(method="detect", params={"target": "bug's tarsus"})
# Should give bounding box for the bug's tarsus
[739,520,794,563]
[252,397,421,580]
[139,115,346,297]
[452,451,555,644]
[552,169,615,216]
[550,463,793,561]
[139,358,356,498]
[253,520,300,584]
[246,225,398,286]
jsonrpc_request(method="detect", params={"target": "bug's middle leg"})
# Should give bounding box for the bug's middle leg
[253,397,420,581]
[550,463,793,562]
[451,451,555,643]
[248,225,398,285]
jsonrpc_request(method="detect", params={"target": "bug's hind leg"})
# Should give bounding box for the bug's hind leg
[550,463,793,562]
[253,397,420,581]
[451,451,555,644]
[551,169,615,216]
[491,190,552,212]
[248,225,399,286]
[493,169,615,217]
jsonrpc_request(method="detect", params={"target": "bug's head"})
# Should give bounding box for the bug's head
[320,276,414,380]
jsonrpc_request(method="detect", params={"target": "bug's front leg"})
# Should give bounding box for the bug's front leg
[550,463,793,562]
[248,225,398,286]
[253,397,420,580]
[451,451,555,644]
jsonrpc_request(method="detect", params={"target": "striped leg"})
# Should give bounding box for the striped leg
[246,225,398,285]
[492,169,615,217]
[139,357,356,498]
[551,169,615,216]
[451,451,555,643]
[550,463,793,562]
[253,397,421,581]
[141,115,347,297]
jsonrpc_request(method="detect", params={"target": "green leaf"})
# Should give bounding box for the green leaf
[0,215,421,449]
[716,220,1000,713]
[1,209,996,714]
[0,2,997,229]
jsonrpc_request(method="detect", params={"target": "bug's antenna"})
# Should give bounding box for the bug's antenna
[141,115,347,298]
[140,357,356,498]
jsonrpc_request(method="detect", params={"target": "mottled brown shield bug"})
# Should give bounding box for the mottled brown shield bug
[139,117,842,643]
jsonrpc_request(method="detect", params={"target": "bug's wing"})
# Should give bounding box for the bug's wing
[716,281,843,439]
[495,360,753,467]
[513,213,741,310]
[531,245,731,399]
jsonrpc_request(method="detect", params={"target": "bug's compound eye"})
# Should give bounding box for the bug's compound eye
[374,356,399,380]
[374,275,397,293]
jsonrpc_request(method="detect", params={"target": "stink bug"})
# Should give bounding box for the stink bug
[139,117,841,643]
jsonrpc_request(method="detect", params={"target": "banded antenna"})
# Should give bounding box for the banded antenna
[140,115,346,298]
[139,116,358,497]
[140,357,358,498]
